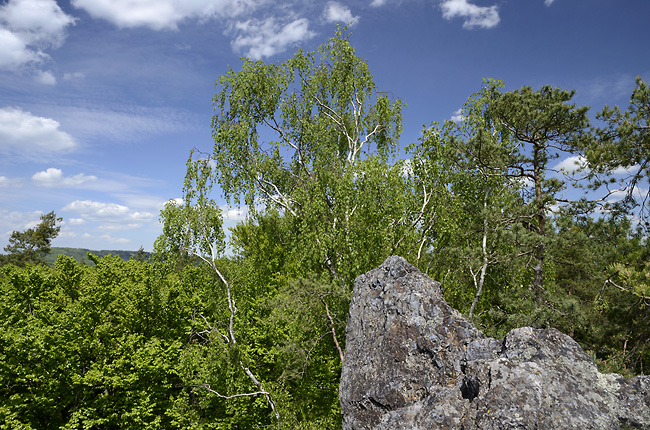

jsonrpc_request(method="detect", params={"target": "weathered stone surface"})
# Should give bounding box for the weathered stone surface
[339,256,650,429]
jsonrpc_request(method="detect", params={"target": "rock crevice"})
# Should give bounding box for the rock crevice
[339,256,650,429]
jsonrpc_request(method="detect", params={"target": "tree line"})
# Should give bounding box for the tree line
[1,29,648,428]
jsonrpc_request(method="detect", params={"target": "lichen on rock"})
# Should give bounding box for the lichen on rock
[339,256,650,429]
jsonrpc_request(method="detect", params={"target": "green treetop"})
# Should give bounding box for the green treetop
[194,28,415,286]
[479,80,590,294]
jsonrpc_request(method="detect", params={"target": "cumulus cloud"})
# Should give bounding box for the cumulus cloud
[0,107,77,155]
[603,185,648,210]
[232,17,315,59]
[103,235,131,243]
[450,108,464,122]
[554,155,639,177]
[63,200,154,220]
[440,0,500,29]
[554,155,587,174]
[0,209,44,240]
[63,200,155,223]
[64,200,129,218]
[370,0,387,6]
[0,27,36,68]
[71,0,259,30]
[0,0,76,71]
[32,168,98,188]
[324,2,359,26]
[99,223,146,231]
[222,205,248,221]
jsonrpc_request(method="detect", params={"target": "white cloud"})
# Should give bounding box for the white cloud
[605,185,648,204]
[64,200,129,218]
[32,168,98,188]
[0,0,76,70]
[450,108,464,122]
[370,0,387,6]
[0,27,38,68]
[103,235,131,243]
[0,176,15,188]
[554,155,587,174]
[56,229,130,247]
[232,17,315,60]
[99,223,144,231]
[0,209,44,240]
[63,200,155,224]
[400,158,413,177]
[611,164,640,176]
[0,107,77,155]
[553,155,639,177]
[71,0,259,31]
[35,70,56,85]
[440,0,499,29]
[68,218,85,225]
[544,0,556,5]
[222,205,248,221]
[324,2,359,26]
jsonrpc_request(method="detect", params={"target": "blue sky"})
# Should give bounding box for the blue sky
[1,0,648,252]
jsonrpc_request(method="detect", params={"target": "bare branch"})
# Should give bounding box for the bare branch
[198,384,269,399]
[321,297,345,363]
[253,175,298,217]
[184,245,280,423]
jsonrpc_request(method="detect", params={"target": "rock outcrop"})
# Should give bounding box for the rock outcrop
[339,256,650,429]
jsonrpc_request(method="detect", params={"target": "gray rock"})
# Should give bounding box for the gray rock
[339,256,650,429]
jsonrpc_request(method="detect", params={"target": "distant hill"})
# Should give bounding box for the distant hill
[45,247,150,266]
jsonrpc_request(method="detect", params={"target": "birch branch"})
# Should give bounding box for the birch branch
[185,245,280,423]
[321,297,345,363]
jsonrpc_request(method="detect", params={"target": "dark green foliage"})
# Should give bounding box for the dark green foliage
[409,79,649,377]
[586,77,650,223]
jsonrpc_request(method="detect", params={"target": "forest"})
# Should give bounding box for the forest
[1,29,649,429]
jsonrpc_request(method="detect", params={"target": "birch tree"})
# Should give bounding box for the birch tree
[409,80,525,316]
[202,28,411,286]
[155,162,280,425]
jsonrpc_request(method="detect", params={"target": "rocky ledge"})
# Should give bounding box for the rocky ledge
[339,256,650,429]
